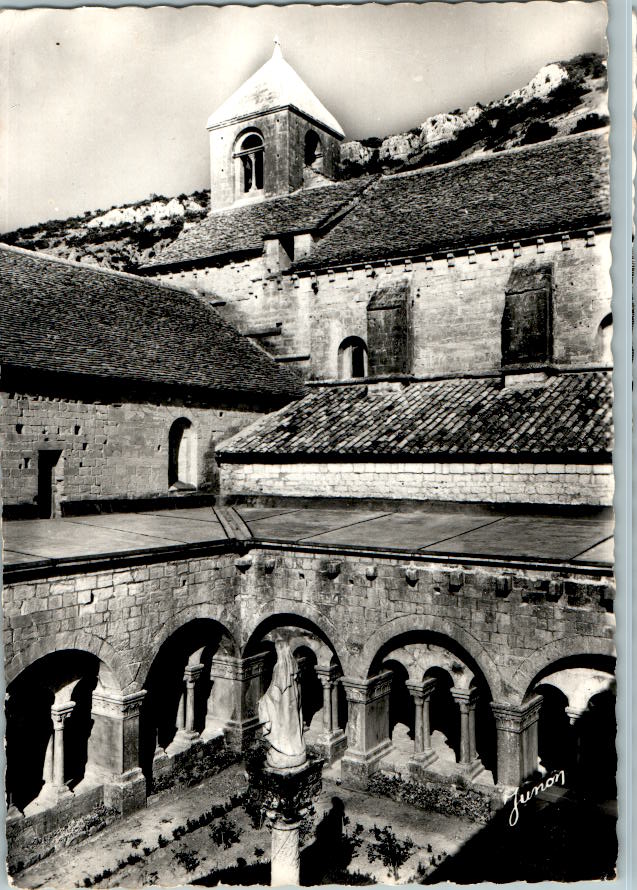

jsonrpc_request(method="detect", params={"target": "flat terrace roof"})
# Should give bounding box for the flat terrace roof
[2,503,614,580]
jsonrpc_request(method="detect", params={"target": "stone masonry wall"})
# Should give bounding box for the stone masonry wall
[1,391,265,510]
[219,460,614,506]
[154,232,611,382]
[4,546,615,706]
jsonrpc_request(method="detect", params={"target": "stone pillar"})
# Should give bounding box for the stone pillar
[341,672,393,789]
[183,664,204,738]
[85,688,147,815]
[406,678,437,769]
[176,693,186,733]
[270,817,301,886]
[315,666,347,764]
[491,695,543,788]
[206,653,268,751]
[451,688,484,780]
[51,702,75,789]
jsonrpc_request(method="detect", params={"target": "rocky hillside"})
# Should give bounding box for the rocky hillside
[340,53,608,177]
[1,52,607,273]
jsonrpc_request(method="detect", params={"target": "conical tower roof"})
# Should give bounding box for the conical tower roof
[207,41,345,139]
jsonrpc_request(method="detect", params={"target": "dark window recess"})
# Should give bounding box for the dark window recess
[367,280,411,376]
[37,450,62,519]
[501,262,553,366]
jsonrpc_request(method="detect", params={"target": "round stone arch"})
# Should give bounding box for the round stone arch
[351,614,502,698]
[513,636,616,706]
[6,630,133,693]
[137,604,240,687]
[241,605,345,668]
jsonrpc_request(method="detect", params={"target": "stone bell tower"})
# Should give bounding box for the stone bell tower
[206,40,345,211]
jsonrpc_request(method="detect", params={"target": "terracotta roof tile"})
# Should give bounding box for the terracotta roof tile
[294,133,610,270]
[218,372,612,458]
[145,177,374,268]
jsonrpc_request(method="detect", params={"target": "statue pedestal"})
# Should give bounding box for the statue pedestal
[247,756,323,888]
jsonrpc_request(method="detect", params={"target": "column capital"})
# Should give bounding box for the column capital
[92,688,147,719]
[341,671,392,704]
[210,653,267,682]
[491,695,543,732]
[51,701,75,723]
[184,663,205,684]
[451,687,480,710]
[406,677,437,701]
[315,664,341,685]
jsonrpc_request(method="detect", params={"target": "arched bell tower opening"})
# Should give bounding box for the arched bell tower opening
[234,130,265,199]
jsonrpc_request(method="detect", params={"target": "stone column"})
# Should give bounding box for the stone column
[452,688,480,764]
[183,664,204,738]
[491,695,543,788]
[315,666,347,764]
[51,702,75,789]
[176,692,186,733]
[270,817,302,886]
[206,653,268,751]
[341,672,393,789]
[85,688,147,815]
[406,678,437,769]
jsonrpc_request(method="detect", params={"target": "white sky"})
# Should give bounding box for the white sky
[1,2,607,232]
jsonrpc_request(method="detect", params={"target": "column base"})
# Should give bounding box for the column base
[408,748,438,770]
[410,755,487,785]
[315,729,347,765]
[222,715,262,753]
[102,768,147,816]
[23,783,74,816]
[165,729,199,756]
[341,739,393,790]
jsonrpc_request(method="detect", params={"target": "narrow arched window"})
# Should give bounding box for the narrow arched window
[234,131,264,196]
[597,313,612,365]
[338,336,368,379]
[304,131,323,169]
[168,418,197,490]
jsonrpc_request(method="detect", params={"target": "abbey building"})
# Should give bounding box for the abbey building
[2,43,615,881]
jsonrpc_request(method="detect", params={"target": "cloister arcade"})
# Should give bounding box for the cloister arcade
[5,613,617,821]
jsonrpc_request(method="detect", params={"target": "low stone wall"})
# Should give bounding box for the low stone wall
[151,736,239,795]
[366,771,501,824]
[7,787,114,875]
[219,460,614,506]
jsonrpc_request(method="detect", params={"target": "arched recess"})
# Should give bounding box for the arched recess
[367,628,497,779]
[354,614,502,697]
[6,630,134,693]
[596,312,612,364]
[304,130,323,169]
[338,336,368,379]
[242,607,344,667]
[6,649,119,812]
[524,653,616,799]
[513,637,616,706]
[168,417,197,490]
[140,617,238,783]
[234,129,265,196]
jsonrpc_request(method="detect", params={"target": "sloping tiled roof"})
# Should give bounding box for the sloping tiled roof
[218,371,612,458]
[207,44,345,138]
[145,177,373,269]
[294,132,610,270]
[0,246,301,398]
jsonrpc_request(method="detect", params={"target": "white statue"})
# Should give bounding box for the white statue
[258,639,307,770]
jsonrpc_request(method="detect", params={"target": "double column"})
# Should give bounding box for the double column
[340,671,393,790]
[315,665,346,763]
[452,688,481,769]
[406,678,437,769]
[491,695,542,787]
